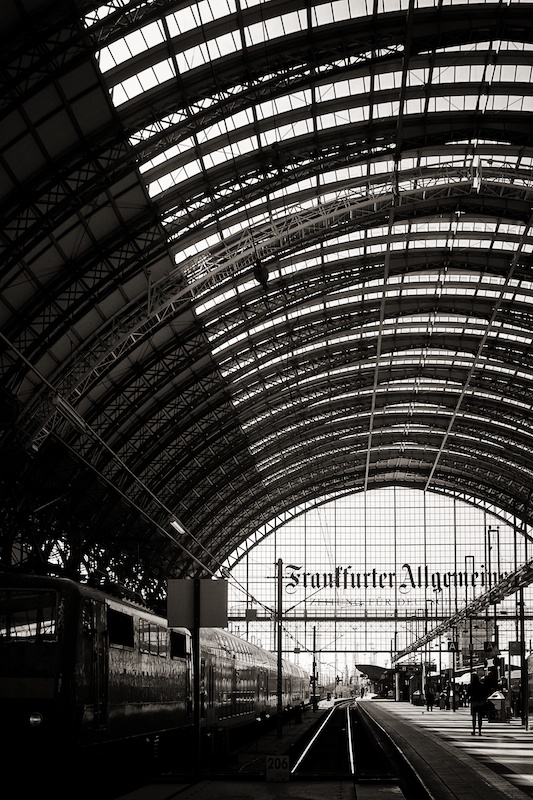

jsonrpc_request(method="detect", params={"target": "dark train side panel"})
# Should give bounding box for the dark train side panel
[0,573,310,769]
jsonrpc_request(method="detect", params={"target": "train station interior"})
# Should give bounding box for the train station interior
[2,1,533,798]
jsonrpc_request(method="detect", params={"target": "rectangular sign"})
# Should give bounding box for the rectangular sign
[266,755,290,781]
[167,579,228,628]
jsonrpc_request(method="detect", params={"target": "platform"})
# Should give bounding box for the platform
[358,699,533,800]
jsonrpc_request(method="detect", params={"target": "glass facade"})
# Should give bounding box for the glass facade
[223,488,532,686]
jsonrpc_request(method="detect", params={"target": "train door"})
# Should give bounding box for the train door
[231,655,239,716]
[205,660,216,725]
[257,667,264,710]
[200,656,207,720]
[82,598,108,732]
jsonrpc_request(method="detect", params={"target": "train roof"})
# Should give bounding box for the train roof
[0,572,177,628]
[0,572,309,676]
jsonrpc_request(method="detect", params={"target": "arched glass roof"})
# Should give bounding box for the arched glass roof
[2,0,533,598]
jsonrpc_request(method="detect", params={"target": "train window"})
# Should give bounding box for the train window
[107,608,134,648]
[159,627,168,657]
[170,630,188,659]
[139,620,167,656]
[82,601,94,633]
[0,589,57,639]
[140,619,152,653]
[149,626,159,654]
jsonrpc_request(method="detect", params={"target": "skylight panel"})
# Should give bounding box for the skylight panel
[260,119,313,145]
[494,64,533,82]
[194,0,217,24]
[205,31,240,60]
[380,0,410,10]
[148,159,203,197]
[166,0,237,35]
[321,165,369,184]
[98,20,166,71]
[486,95,533,112]
[404,97,425,115]
[269,178,316,200]
[213,320,499,362]
[198,267,533,346]
[244,10,307,47]
[376,70,402,91]
[317,107,368,129]
[112,59,175,106]
[428,95,479,113]
[406,68,430,87]
[312,0,374,25]
[140,138,195,174]
[165,5,198,34]
[176,234,221,263]
[203,109,255,140]
[375,100,401,118]
[129,66,533,167]
[256,91,312,119]
[203,137,256,168]
[176,42,212,73]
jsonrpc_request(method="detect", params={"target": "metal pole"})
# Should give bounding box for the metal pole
[519,587,528,730]
[193,578,202,772]
[312,625,318,711]
[451,633,456,712]
[277,558,283,738]
[465,556,474,671]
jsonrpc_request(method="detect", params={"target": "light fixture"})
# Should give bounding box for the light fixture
[170,519,187,535]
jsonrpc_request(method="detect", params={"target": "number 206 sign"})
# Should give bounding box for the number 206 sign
[266,754,290,781]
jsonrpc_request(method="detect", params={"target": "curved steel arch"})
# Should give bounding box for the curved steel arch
[3,0,533,595]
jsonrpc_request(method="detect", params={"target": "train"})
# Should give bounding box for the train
[0,572,310,781]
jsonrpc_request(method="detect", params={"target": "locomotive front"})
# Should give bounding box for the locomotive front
[0,575,83,766]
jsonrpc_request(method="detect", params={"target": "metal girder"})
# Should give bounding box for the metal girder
[393,556,533,661]
[4,1,533,593]
[8,177,492,449]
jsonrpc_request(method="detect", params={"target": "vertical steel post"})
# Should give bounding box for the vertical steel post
[312,625,318,711]
[193,578,202,771]
[519,587,528,730]
[451,634,456,712]
[277,558,283,738]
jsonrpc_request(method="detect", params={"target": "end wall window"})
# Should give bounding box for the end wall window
[108,608,134,648]
[170,630,188,659]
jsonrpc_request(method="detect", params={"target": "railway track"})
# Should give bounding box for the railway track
[291,701,358,777]
[111,701,443,799]
[291,700,400,781]
[290,700,434,800]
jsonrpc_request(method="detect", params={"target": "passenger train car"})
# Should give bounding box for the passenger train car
[0,572,309,774]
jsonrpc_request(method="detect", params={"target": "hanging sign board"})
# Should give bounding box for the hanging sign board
[509,640,523,656]
[167,579,228,628]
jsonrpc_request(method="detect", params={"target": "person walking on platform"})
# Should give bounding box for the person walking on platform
[468,672,487,735]
[425,682,435,711]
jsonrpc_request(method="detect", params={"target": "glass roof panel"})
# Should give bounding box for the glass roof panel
[112,58,175,106]
[132,64,533,167]
[84,1,533,505]
[98,19,167,70]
